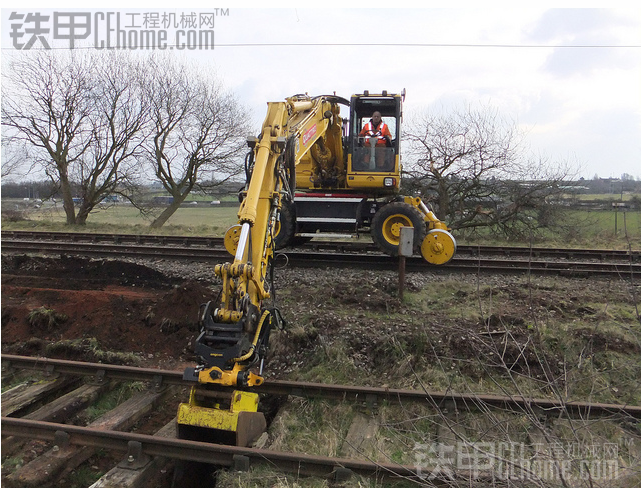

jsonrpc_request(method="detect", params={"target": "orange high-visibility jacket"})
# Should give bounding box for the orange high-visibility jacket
[359,121,391,146]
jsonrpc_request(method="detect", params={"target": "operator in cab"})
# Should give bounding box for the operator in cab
[359,111,392,169]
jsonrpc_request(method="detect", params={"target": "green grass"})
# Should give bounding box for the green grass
[460,210,641,250]
[64,464,106,487]
[3,198,640,249]
[568,209,641,237]
[1,456,24,473]
[268,398,355,456]
[1,203,240,237]
[403,280,485,321]
[291,340,363,386]
[83,381,146,423]
[0,372,44,393]
[575,193,640,201]
[215,464,373,488]
[37,337,142,365]
[27,306,68,331]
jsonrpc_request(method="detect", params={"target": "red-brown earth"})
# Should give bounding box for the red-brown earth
[1,255,213,369]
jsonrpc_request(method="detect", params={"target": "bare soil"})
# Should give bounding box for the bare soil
[2,253,640,401]
[1,255,212,369]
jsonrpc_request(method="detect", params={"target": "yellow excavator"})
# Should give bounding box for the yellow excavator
[177,91,456,446]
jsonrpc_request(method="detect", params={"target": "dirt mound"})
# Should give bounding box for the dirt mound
[146,281,214,335]
[2,255,175,288]
[1,255,217,367]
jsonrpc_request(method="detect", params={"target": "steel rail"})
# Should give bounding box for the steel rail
[1,239,639,278]
[0,416,466,483]
[0,239,231,262]
[0,230,221,247]
[4,354,640,419]
[2,230,639,261]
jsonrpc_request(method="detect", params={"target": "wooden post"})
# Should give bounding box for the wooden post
[398,226,414,300]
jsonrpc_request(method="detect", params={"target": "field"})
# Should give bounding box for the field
[2,253,640,486]
[3,199,640,250]
[2,197,641,486]
[1,201,240,237]
[567,209,641,242]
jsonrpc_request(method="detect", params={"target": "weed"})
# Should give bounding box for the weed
[0,370,45,393]
[269,398,354,457]
[82,382,144,423]
[215,463,373,488]
[1,456,24,472]
[64,464,105,487]
[42,337,141,365]
[27,306,67,331]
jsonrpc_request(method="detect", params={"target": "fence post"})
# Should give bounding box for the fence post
[398,226,414,300]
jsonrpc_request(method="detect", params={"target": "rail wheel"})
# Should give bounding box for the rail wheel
[421,229,457,265]
[223,224,243,256]
[273,200,296,249]
[371,202,426,256]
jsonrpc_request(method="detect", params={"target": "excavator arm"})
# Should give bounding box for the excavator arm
[188,101,288,388]
[178,95,344,446]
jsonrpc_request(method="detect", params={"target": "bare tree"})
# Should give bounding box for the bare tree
[144,56,250,229]
[71,52,149,224]
[2,51,149,225]
[0,139,34,180]
[404,106,577,239]
[2,51,95,224]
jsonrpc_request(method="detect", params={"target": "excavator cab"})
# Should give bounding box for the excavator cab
[346,90,403,193]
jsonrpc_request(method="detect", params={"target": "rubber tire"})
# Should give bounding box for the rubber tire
[273,200,296,250]
[371,202,427,256]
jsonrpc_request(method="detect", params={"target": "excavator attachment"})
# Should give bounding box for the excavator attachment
[177,388,266,447]
[179,301,274,445]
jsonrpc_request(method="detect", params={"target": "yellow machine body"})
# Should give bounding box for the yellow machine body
[179,95,347,443]
[275,91,456,264]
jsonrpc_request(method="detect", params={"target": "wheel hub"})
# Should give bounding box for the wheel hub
[390,222,404,238]
[421,229,457,265]
[430,241,444,254]
[383,216,411,244]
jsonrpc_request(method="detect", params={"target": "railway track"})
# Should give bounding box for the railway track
[2,231,640,278]
[3,230,639,261]
[5,354,640,419]
[3,354,640,487]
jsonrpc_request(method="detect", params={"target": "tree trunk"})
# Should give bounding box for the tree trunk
[437,177,450,219]
[59,173,77,225]
[75,204,92,225]
[149,199,184,229]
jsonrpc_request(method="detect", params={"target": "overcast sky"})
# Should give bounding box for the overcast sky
[2,5,640,180]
